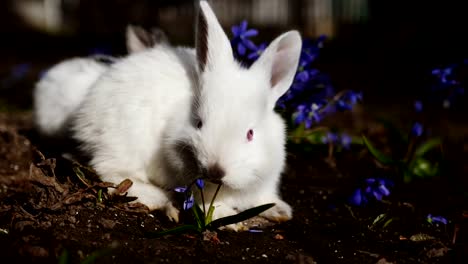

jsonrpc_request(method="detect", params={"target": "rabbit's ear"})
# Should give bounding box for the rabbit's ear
[196,1,233,73]
[126,25,163,53]
[251,31,302,108]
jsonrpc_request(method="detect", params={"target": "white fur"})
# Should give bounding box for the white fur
[33,26,162,138]
[71,1,302,227]
[34,58,109,137]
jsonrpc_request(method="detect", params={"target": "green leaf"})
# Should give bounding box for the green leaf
[145,224,200,238]
[362,136,395,165]
[288,123,306,143]
[73,167,91,186]
[97,189,103,203]
[410,157,439,178]
[305,130,327,144]
[207,203,275,230]
[382,218,394,228]
[371,213,387,227]
[192,204,205,229]
[58,250,69,264]
[205,205,216,226]
[350,135,364,145]
[414,138,442,157]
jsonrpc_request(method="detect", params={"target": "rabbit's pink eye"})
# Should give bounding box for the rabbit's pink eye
[247,129,254,141]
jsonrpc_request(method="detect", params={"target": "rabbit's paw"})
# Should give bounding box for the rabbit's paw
[260,199,292,222]
[208,203,246,232]
[126,181,180,222]
[164,202,180,223]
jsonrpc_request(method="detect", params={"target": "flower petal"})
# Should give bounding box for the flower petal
[243,39,257,50]
[378,184,390,196]
[237,43,246,55]
[231,25,241,36]
[183,194,194,210]
[373,190,383,201]
[240,20,248,31]
[243,29,258,37]
[296,71,310,82]
[174,186,187,193]
[349,189,362,206]
[196,178,205,189]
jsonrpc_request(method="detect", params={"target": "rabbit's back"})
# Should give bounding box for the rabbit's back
[34,58,109,136]
[72,45,197,184]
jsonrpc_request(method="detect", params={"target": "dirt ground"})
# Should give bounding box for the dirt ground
[0,108,466,264]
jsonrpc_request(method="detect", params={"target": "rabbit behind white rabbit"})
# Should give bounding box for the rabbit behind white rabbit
[72,1,301,229]
[33,25,168,138]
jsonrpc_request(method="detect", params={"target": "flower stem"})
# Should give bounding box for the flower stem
[208,184,222,213]
[200,187,206,217]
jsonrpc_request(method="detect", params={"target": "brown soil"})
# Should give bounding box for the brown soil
[0,111,466,264]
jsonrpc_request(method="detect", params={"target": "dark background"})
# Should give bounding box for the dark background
[0,0,467,110]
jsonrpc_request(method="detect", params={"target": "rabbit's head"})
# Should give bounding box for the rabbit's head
[179,1,302,190]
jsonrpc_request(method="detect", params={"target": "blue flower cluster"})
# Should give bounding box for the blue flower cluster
[174,178,205,211]
[425,61,466,109]
[410,62,467,138]
[321,131,352,149]
[349,178,393,206]
[230,21,362,129]
[230,20,266,64]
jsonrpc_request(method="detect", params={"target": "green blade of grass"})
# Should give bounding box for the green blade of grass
[414,138,442,157]
[362,135,395,165]
[193,204,205,229]
[207,203,275,230]
[205,204,215,226]
[371,213,387,227]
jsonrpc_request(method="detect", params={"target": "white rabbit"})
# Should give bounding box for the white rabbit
[72,0,301,228]
[33,25,167,138]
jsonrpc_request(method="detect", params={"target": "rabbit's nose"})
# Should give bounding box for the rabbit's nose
[205,163,225,183]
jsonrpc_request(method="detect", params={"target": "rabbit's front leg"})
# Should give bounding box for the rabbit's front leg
[241,185,292,223]
[258,197,292,222]
[103,172,179,222]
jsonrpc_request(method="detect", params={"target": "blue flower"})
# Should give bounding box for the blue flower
[293,103,323,128]
[427,214,448,225]
[427,62,466,110]
[183,194,194,210]
[414,100,423,112]
[322,132,338,144]
[411,122,423,137]
[349,178,393,206]
[340,133,352,149]
[231,20,258,56]
[229,21,360,128]
[195,178,205,189]
[247,42,266,61]
[174,186,187,193]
